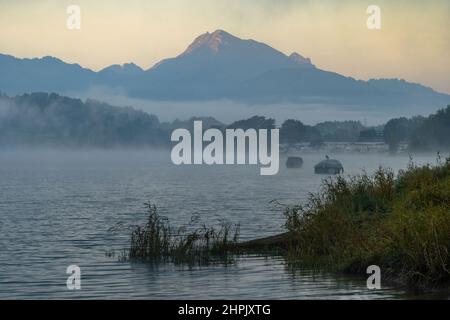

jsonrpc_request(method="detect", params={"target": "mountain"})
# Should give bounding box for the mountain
[99,63,144,76]
[0,54,96,93]
[134,30,315,99]
[0,30,449,108]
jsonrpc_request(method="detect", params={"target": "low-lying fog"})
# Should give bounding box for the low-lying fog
[73,89,440,126]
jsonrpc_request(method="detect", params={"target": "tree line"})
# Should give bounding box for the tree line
[0,92,448,152]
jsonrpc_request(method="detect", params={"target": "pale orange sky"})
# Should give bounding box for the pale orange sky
[0,0,449,93]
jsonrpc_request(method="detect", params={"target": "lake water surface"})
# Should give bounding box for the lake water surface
[0,150,448,299]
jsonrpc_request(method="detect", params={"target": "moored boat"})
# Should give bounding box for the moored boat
[286,156,304,168]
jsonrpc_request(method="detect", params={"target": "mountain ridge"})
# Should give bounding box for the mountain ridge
[0,30,448,108]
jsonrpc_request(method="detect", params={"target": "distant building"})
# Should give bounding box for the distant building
[280,141,389,154]
[358,128,384,142]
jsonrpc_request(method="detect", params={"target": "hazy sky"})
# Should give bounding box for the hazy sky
[1,0,449,93]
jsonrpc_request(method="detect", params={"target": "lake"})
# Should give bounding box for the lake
[0,150,447,299]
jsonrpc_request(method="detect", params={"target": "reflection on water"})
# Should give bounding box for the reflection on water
[0,150,447,299]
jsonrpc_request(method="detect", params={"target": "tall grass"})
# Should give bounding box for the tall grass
[127,203,240,265]
[284,158,450,289]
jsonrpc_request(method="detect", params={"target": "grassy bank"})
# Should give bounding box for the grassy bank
[283,158,450,289]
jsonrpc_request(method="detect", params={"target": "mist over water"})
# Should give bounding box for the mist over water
[73,89,441,126]
[0,149,446,299]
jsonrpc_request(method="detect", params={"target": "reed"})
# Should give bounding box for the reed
[127,203,240,265]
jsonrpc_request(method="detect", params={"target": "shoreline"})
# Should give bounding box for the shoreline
[236,231,450,294]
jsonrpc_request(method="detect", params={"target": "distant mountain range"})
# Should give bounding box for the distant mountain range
[1,29,449,108]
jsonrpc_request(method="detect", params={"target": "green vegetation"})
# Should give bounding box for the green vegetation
[383,116,424,152]
[410,106,450,151]
[127,203,240,265]
[280,119,321,145]
[382,105,450,152]
[0,93,168,147]
[227,116,275,130]
[315,120,364,142]
[283,158,450,289]
[280,119,366,145]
